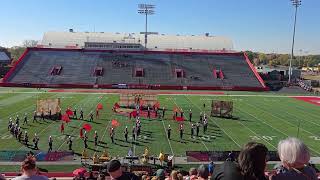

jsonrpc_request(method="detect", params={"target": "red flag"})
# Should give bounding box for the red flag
[80,128,83,138]
[62,114,71,123]
[213,69,217,78]
[114,103,120,109]
[175,116,184,122]
[131,110,137,118]
[153,101,160,109]
[60,123,65,133]
[97,103,103,110]
[66,109,73,116]
[219,69,224,80]
[83,123,92,132]
[111,119,120,127]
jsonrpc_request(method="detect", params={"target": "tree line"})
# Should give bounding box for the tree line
[245,51,320,68]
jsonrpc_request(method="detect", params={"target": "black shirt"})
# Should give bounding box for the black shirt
[115,172,139,180]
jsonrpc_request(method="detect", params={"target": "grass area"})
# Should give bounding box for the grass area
[0,88,320,159]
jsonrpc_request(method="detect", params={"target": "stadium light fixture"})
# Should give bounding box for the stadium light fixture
[288,0,301,84]
[138,4,155,49]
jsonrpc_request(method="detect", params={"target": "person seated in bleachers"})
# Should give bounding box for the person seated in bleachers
[198,165,209,180]
[186,168,198,180]
[0,173,5,180]
[270,137,317,180]
[212,142,268,180]
[12,156,49,180]
[107,159,139,180]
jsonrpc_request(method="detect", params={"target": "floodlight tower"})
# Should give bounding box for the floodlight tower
[138,4,155,49]
[288,0,301,84]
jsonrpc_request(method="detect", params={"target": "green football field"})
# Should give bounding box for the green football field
[0,88,320,158]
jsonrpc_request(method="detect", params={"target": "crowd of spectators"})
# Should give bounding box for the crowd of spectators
[1,137,318,180]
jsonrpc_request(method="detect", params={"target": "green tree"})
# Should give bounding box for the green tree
[8,46,26,63]
[258,53,268,64]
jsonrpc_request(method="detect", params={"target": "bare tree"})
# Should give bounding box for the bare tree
[23,40,39,47]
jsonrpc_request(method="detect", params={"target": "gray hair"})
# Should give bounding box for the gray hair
[278,137,310,165]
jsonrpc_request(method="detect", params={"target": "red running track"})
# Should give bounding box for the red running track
[292,96,320,106]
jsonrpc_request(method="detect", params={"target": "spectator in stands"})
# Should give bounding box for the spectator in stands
[107,159,139,180]
[237,142,268,180]
[177,173,183,180]
[198,165,209,180]
[142,174,151,180]
[212,142,268,180]
[0,173,5,180]
[166,170,178,180]
[13,156,48,180]
[208,161,215,175]
[186,168,198,180]
[155,169,166,180]
[270,137,317,180]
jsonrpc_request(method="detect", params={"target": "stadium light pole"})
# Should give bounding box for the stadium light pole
[288,0,301,84]
[138,4,155,49]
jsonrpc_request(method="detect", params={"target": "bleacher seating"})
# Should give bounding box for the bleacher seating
[3,48,266,90]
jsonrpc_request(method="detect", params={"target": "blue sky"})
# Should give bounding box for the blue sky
[0,0,319,54]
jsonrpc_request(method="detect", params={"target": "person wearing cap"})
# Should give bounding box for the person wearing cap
[84,133,88,148]
[124,126,128,142]
[94,131,98,146]
[23,113,28,125]
[12,156,48,180]
[24,131,29,146]
[179,123,184,140]
[189,109,192,122]
[67,136,73,151]
[80,108,84,120]
[48,136,53,152]
[33,133,39,150]
[89,111,94,122]
[33,111,37,123]
[110,127,115,144]
[73,108,77,119]
[16,115,20,127]
[107,159,139,180]
[8,117,13,130]
[191,124,195,139]
[167,125,171,139]
[196,122,200,137]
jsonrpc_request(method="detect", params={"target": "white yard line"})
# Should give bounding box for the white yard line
[237,107,320,155]
[243,101,318,138]
[236,119,277,149]
[201,141,209,151]
[184,95,242,148]
[258,99,320,128]
[160,118,174,155]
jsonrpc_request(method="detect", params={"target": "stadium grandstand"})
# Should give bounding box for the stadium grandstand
[1,31,266,91]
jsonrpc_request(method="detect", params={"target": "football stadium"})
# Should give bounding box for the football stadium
[0,1,320,179]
